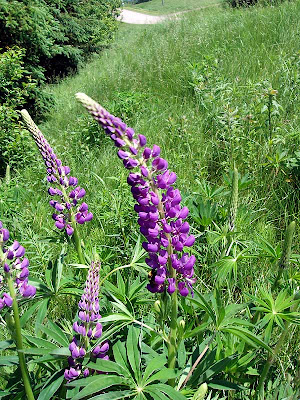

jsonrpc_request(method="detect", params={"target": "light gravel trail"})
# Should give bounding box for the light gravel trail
[117,4,220,25]
[117,9,168,24]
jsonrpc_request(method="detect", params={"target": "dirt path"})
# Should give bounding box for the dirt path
[117,9,168,24]
[117,4,220,24]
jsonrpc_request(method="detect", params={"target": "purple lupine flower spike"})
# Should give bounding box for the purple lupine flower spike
[65,261,109,381]
[76,93,196,297]
[0,221,36,311]
[20,110,93,237]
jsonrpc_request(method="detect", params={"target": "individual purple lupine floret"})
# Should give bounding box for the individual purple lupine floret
[65,261,109,381]
[0,221,36,311]
[76,93,196,297]
[20,110,93,237]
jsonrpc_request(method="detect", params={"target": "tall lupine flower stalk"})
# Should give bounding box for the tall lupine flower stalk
[0,222,35,400]
[65,261,109,381]
[76,93,196,383]
[21,110,93,265]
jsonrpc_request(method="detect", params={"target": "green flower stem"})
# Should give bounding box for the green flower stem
[61,187,85,266]
[168,287,178,387]
[256,321,289,399]
[6,275,35,400]
[272,221,295,292]
[71,223,85,265]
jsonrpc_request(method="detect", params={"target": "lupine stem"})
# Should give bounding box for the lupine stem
[5,273,35,400]
[256,321,289,399]
[272,221,295,292]
[168,287,178,386]
[71,223,85,265]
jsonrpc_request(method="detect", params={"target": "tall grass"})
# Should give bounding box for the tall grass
[2,1,300,392]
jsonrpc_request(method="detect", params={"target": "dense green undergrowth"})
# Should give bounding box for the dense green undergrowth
[0,0,120,173]
[1,1,300,397]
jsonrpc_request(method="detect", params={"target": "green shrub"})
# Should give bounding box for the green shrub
[0,47,40,174]
[0,0,120,80]
[0,0,121,172]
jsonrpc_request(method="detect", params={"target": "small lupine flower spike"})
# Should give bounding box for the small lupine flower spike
[20,110,93,237]
[65,261,109,381]
[76,93,196,297]
[0,221,36,311]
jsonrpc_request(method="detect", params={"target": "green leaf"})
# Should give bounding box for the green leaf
[59,288,83,296]
[208,380,244,390]
[24,334,57,349]
[95,322,131,344]
[223,327,272,352]
[89,390,134,400]
[146,368,177,385]
[50,347,71,357]
[86,359,130,377]
[0,355,19,365]
[152,384,187,400]
[191,290,216,324]
[142,355,167,384]
[38,321,69,346]
[199,356,237,382]
[128,278,147,300]
[20,301,42,328]
[22,348,53,356]
[37,372,64,400]
[145,387,170,400]
[100,314,133,323]
[0,340,14,350]
[35,298,50,335]
[127,326,140,380]
[71,376,128,400]
[29,277,52,293]
[111,300,134,318]
[184,322,210,339]
[117,271,126,298]
[177,341,186,370]
[113,340,130,371]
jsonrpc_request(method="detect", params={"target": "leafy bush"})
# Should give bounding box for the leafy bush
[0,47,40,174]
[0,0,120,79]
[0,0,121,172]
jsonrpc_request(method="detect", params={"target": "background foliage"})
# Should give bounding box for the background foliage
[0,0,120,173]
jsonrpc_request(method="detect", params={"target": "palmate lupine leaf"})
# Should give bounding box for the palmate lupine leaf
[141,354,167,384]
[89,391,135,400]
[127,325,141,381]
[69,376,130,400]
[70,329,187,400]
[86,359,131,376]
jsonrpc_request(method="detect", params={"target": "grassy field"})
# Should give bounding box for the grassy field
[123,0,222,15]
[1,1,300,396]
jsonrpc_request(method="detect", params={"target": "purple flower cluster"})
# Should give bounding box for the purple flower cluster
[0,221,36,310]
[21,110,93,237]
[65,261,109,381]
[76,93,196,297]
